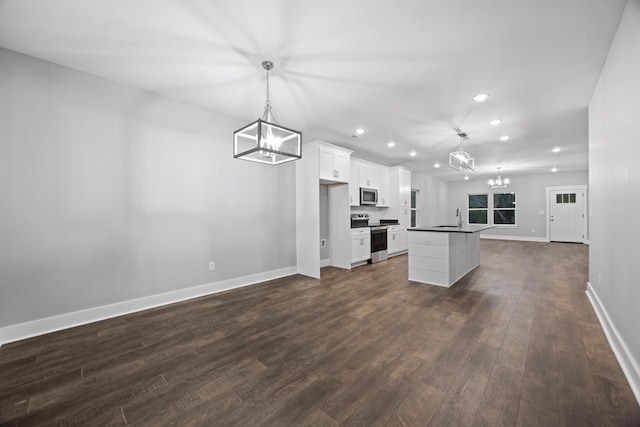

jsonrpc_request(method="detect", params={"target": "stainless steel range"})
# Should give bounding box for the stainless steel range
[350,213,388,264]
[369,225,388,263]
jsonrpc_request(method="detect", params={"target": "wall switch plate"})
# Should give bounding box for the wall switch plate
[320,239,327,248]
[209,262,216,271]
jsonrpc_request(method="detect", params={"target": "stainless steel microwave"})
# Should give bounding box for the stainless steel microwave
[360,187,378,205]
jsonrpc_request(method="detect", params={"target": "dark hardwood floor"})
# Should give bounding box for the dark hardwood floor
[1,240,639,426]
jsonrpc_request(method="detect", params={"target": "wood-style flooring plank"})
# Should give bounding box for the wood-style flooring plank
[1,240,638,426]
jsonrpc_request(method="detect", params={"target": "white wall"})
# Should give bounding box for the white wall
[446,171,588,240]
[588,0,640,402]
[411,172,448,227]
[319,185,329,261]
[0,49,297,336]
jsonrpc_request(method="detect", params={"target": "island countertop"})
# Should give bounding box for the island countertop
[408,224,495,233]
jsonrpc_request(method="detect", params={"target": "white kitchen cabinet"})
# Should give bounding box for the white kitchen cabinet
[296,141,353,279]
[399,168,411,208]
[387,226,401,255]
[319,146,350,183]
[351,228,371,263]
[359,164,378,189]
[377,166,390,207]
[388,166,411,218]
[349,159,360,206]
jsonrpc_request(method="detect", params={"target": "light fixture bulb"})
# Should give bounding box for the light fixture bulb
[552,147,561,153]
[356,128,365,135]
[410,151,417,157]
[500,135,510,141]
[464,176,469,180]
[551,167,558,172]
[387,141,395,148]
[473,93,489,102]
[434,162,440,168]
[488,179,495,186]
[490,119,502,126]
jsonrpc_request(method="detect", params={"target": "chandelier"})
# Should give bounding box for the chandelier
[449,131,474,172]
[233,61,302,165]
[489,168,510,188]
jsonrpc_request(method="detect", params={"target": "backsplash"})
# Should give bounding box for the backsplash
[350,205,392,223]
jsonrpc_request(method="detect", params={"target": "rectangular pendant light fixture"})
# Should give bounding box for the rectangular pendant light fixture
[233,119,301,165]
[449,131,474,172]
[233,61,302,165]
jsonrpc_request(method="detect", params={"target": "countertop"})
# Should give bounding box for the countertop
[408,224,495,233]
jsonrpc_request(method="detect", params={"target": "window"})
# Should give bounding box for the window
[493,193,516,225]
[468,192,516,226]
[410,189,418,227]
[468,194,488,224]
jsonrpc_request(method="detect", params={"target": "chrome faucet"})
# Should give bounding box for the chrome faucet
[456,208,463,226]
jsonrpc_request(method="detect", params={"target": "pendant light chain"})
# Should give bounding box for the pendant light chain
[265,66,271,111]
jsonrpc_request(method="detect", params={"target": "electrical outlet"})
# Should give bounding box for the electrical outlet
[320,239,327,248]
[209,261,216,271]
[598,272,602,286]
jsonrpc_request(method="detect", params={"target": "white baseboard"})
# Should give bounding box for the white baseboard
[480,234,549,243]
[320,258,331,268]
[586,282,640,405]
[0,266,297,347]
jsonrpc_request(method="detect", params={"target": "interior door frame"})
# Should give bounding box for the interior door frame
[545,185,588,244]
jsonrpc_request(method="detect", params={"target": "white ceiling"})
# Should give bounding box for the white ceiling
[0,0,627,180]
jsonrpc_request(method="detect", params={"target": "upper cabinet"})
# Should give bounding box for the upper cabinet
[319,145,350,184]
[360,164,378,189]
[349,159,361,206]
[349,158,391,208]
[388,166,412,218]
[377,166,390,207]
[399,167,411,208]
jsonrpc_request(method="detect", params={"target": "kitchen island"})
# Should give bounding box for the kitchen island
[407,224,494,287]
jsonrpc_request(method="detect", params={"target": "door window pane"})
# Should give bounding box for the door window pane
[411,210,416,227]
[570,193,576,203]
[411,190,417,209]
[557,194,562,204]
[563,194,569,203]
[494,209,516,225]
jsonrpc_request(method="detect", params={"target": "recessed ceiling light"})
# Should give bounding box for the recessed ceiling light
[464,176,469,180]
[500,135,510,141]
[473,93,489,102]
[489,119,502,126]
[355,128,365,135]
[387,141,395,148]
[410,151,417,157]
[434,162,440,168]
[551,167,558,173]
[552,147,561,153]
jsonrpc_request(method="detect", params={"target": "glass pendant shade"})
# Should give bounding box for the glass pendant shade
[233,61,301,165]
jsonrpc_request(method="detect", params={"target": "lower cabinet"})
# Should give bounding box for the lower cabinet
[351,228,371,264]
[388,226,408,255]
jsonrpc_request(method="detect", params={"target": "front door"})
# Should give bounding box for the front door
[549,189,585,243]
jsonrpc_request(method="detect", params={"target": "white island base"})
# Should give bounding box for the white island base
[407,225,492,287]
